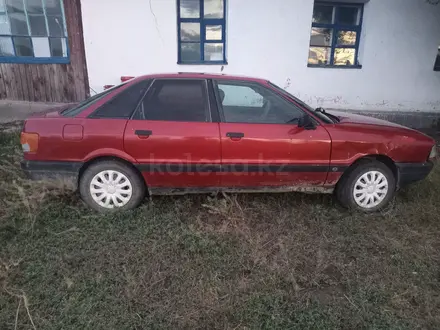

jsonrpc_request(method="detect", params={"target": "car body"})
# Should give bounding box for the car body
[20,73,437,212]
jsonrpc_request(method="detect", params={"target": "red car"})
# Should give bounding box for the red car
[20,73,436,212]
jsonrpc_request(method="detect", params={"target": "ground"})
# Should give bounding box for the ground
[0,128,440,330]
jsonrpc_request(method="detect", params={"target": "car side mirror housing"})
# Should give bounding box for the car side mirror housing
[298,115,315,130]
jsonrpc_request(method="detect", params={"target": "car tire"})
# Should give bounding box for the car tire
[336,160,396,212]
[79,160,146,212]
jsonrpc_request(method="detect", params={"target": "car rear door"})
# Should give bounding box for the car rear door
[124,78,221,192]
[214,80,332,188]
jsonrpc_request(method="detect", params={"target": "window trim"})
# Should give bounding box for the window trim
[0,0,70,64]
[434,47,440,72]
[307,1,364,69]
[132,78,213,123]
[213,79,307,125]
[177,0,227,65]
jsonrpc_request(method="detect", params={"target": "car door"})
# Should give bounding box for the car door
[124,78,221,192]
[214,80,332,188]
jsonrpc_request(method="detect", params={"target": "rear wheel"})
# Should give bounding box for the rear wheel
[336,160,396,212]
[79,161,145,212]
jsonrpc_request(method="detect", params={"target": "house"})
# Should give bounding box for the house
[1,0,440,113]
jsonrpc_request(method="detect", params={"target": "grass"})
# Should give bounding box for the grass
[1,129,440,329]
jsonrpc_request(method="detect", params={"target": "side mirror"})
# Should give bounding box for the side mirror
[298,115,315,130]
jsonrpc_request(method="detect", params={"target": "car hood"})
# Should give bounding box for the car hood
[329,110,408,129]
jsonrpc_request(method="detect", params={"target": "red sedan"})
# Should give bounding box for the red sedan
[20,73,436,212]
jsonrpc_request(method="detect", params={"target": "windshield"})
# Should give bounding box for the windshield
[62,83,126,117]
[268,82,334,124]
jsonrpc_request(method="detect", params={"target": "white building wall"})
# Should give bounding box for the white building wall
[80,0,440,112]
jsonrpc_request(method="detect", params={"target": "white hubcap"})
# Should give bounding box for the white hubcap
[90,170,133,209]
[353,171,389,209]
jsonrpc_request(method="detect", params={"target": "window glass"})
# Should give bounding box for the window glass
[63,83,129,117]
[204,0,223,18]
[137,80,208,122]
[308,2,362,67]
[180,0,199,18]
[91,80,151,119]
[178,0,226,63]
[312,4,334,24]
[0,0,68,62]
[216,81,304,124]
[337,6,360,25]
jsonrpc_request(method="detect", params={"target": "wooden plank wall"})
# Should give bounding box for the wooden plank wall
[0,0,89,103]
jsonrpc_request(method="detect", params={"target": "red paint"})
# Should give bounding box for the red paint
[22,73,436,191]
[125,120,221,187]
[62,124,83,140]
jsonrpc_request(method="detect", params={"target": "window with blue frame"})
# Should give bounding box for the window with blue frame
[177,0,226,64]
[0,0,69,64]
[308,2,363,68]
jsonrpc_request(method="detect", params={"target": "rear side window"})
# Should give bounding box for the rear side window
[90,80,152,119]
[134,79,209,122]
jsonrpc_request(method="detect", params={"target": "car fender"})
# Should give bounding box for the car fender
[82,148,138,164]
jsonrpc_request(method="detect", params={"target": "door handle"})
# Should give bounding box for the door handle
[135,130,152,137]
[226,132,244,139]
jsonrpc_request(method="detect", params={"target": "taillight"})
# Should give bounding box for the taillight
[20,132,39,153]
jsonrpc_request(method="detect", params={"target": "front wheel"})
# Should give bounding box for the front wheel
[79,160,146,212]
[336,160,396,212]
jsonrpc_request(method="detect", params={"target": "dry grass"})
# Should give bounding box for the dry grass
[0,130,439,329]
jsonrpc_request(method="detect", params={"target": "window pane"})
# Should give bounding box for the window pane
[337,30,357,46]
[180,22,200,41]
[0,36,14,56]
[48,15,64,37]
[25,0,44,14]
[310,28,332,46]
[0,14,11,34]
[313,4,334,24]
[181,43,200,62]
[44,0,62,15]
[217,82,304,124]
[204,0,223,18]
[6,0,24,13]
[92,80,151,119]
[10,13,28,35]
[308,47,331,65]
[144,80,208,122]
[32,37,50,57]
[0,0,5,12]
[29,15,47,36]
[180,0,199,18]
[49,37,67,56]
[337,7,360,25]
[334,48,356,65]
[204,43,223,61]
[206,25,222,40]
[13,37,33,56]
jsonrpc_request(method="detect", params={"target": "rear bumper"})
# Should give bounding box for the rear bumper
[397,161,434,187]
[21,160,83,184]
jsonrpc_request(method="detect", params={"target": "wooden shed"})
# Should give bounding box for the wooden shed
[0,0,89,103]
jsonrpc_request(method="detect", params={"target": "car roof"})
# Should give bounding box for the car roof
[136,72,268,83]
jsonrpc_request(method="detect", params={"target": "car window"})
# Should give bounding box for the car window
[215,81,305,124]
[62,84,125,117]
[90,80,152,119]
[134,79,209,122]
[268,81,332,124]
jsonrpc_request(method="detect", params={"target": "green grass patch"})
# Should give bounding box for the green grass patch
[1,131,439,329]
